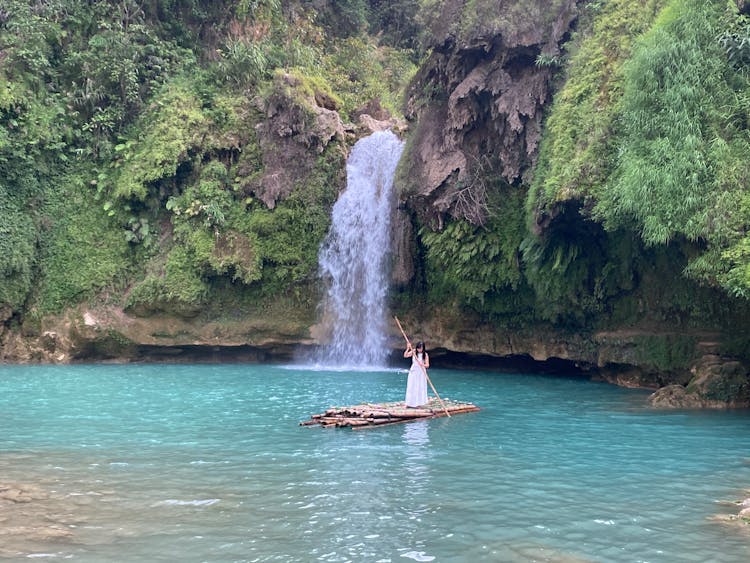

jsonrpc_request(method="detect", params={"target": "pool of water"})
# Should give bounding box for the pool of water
[1,363,749,562]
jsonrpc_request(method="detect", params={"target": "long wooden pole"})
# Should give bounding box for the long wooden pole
[394,316,450,418]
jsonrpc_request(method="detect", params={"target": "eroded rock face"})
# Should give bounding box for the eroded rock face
[4,303,750,406]
[247,72,346,209]
[402,0,580,226]
[0,304,317,364]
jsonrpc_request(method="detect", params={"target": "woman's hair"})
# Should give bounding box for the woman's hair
[415,341,426,354]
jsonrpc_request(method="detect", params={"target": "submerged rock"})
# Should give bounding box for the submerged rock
[0,482,75,557]
[710,495,750,528]
[0,483,48,503]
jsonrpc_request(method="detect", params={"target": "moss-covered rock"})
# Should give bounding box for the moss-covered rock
[649,355,750,408]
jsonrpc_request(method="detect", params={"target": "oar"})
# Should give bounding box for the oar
[394,316,450,418]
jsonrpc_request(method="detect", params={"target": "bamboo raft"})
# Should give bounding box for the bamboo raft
[300,398,480,429]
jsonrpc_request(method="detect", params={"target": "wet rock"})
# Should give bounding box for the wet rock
[0,525,73,541]
[710,493,750,527]
[0,480,85,555]
[685,355,750,406]
[0,483,48,503]
[356,113,407,136]
[648,355,750,408]
[0,304,13,325]
[648,385,706,409]
[596,367,659,389]
[352,99,391,122]
[39,331,58,353]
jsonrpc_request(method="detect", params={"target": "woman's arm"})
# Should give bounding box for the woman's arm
[403,345,413,358]
[423,352,430,368]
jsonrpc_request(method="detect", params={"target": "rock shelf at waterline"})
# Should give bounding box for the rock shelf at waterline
[711,492,750,526]
[300,398,480,429]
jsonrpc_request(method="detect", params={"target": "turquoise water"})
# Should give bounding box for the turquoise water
[1,364,749,562]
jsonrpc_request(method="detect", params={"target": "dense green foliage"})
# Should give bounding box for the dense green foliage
[595,1,745,239]
[517,0,750,325]
[36,173,132,314]
[0,184,37,311]
[0,0,416,321]
[3,0,750,372]
[528,0,667,214]
[595,0,750,298]
[399,0,750,348]
[534,0,750,300]
[420,186,525,308]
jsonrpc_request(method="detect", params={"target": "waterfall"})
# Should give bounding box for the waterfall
[315,130,404,369]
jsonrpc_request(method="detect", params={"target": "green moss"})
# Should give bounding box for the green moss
[453,0,575,44]
[686,361,750,402]
[35,172,131,314]
[234,147,340,295]
[420,185,526,310]
[718,333,750,359]
[126,246,210,314]
[0,184,37,310]
[111,79,208,201]
[632,334,698,372]
[318,37,417,119]
[280,68,344,110]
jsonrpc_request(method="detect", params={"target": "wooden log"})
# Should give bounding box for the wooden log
[300,399,480,428]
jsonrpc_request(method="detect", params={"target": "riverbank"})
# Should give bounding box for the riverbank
[2,303,749,408]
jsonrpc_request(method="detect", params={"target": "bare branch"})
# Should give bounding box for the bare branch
[451,153,492,226]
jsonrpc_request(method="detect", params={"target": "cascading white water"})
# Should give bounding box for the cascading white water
[315,130,404,368]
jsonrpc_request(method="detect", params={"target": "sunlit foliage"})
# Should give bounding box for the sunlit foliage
[0,0,416,319]
[595,0,750,297]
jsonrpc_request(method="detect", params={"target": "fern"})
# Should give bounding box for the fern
[420,188,525,308]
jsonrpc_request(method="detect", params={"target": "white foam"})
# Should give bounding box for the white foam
[153,499,220,507]
[315,130,405,368]
[400,551,435,562]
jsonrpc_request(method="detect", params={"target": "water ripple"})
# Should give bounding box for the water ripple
[0,364,749,562]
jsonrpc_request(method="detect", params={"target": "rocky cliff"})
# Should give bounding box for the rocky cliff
[400,0,577,226]
[2,0,749,408]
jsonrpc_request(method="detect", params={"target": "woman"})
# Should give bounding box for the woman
[404,341,429,407]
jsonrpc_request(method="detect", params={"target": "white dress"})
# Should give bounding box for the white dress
[405,352,428,407]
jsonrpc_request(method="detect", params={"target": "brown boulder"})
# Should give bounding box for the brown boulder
[648,355,750,408]
[648,385,706,409]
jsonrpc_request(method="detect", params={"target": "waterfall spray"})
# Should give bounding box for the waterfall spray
[315,130,404,368]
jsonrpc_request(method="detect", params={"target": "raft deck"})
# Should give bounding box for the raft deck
[300,398,480,429]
